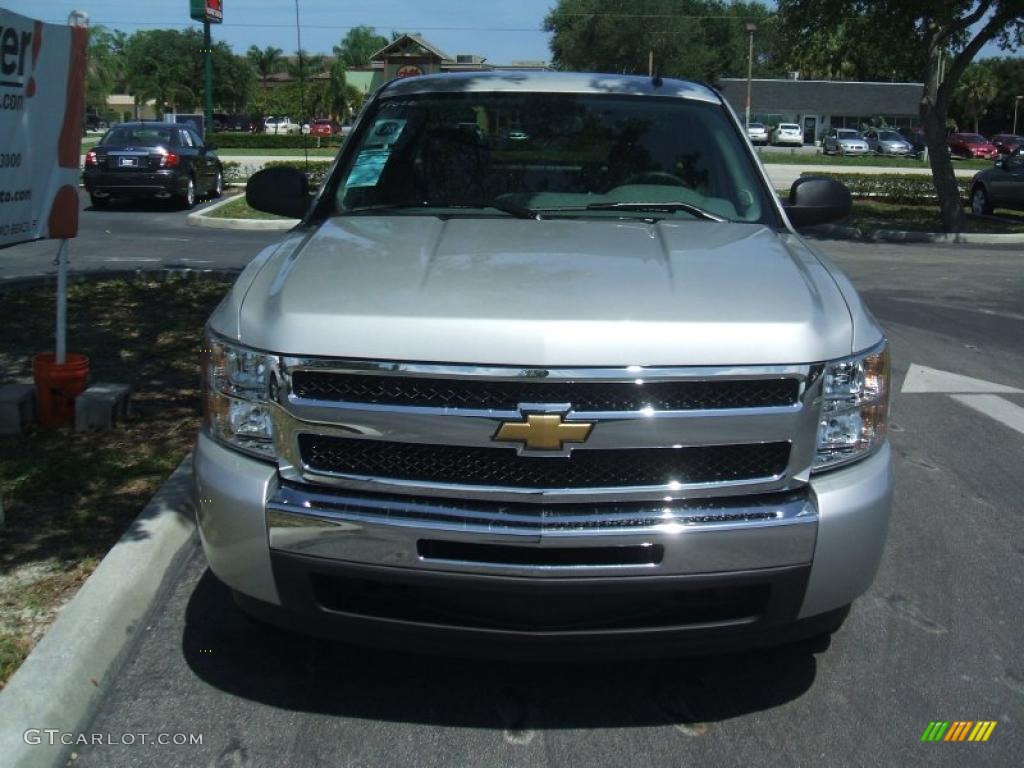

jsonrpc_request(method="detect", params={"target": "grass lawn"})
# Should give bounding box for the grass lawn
[847,200,1024,235]
[216,147,338,158]
[206,195,292,219]
[0,275,233,687]
[758,151,991,171]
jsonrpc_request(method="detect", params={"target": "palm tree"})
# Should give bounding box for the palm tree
[287,50,326,78]
[955,65,999,133]
[247,45,284,90]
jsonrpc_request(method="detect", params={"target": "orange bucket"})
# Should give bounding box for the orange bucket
[32,353,90,427]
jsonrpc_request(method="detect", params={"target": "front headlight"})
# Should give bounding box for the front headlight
[202,333,278,459]
[814,341,890,472]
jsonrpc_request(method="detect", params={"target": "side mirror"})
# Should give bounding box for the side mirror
[784,176,852,228]
[246,167,311,219]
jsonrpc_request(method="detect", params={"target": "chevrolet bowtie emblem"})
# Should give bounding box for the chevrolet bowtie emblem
[494,414,593,451]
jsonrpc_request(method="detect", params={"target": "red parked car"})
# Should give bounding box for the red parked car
[309,118,338,138]
[946,132,999,160]
[990,133,1024,155]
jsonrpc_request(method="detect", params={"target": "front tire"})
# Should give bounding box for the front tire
[971,185,993,215]
[89,193,108,209]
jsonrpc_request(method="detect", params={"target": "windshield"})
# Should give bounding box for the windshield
[962,134,984,143]
[879,131,902,141]
[101,126,176,147]
[330,92,772,223]
[837,130,862,139]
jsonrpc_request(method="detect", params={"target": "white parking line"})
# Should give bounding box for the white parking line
[949,394,1024,437]
[901,364,1023,394]
[902,364,1024,437]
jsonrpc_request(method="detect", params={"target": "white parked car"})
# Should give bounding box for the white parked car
[746,122,769,145]
[771,123,804,146]
[263,116,300,135]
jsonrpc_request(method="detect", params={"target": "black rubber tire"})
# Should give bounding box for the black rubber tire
[179,176,196,210]
[89,194,108,209]
[209,170,223,199]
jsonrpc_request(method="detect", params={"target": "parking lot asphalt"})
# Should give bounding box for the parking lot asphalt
[0,191,279,282]
[8,204,1023,767]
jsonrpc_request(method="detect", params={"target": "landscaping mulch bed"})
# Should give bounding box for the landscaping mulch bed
[0,274,233,687]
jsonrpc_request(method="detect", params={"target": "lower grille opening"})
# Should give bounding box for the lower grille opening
[417,540,663,567]
[310,573,771,631]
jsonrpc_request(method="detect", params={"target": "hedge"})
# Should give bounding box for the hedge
[208,132,342,149]
[262,160,334,188]
[221,160,244,185]
[798,172,970,204]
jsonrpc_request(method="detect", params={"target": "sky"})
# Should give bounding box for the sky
[8,0,559,64]
[5,0,1019,65]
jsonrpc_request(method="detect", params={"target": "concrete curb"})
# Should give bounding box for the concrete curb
[870,229,1024,244]
[0,458,198,768]
[187,195,299,231]
[803,223,1024,245]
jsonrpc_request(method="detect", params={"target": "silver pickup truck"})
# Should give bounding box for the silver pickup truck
[195,72,893,656]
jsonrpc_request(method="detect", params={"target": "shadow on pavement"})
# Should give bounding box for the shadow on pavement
[182,568,820,730]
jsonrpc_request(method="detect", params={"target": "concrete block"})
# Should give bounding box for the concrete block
[0,383,35,435]
[74,382,132,432]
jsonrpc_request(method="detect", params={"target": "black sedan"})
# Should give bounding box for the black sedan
[83,122,223,209]
[968,148,1024,215]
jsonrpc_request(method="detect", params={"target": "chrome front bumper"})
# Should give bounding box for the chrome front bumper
[194,433,893,621]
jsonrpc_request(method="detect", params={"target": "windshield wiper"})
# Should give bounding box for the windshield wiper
[579,201,727,222]
[426,198,538,219]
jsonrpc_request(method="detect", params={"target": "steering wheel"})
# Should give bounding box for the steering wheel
[623,171,689,187]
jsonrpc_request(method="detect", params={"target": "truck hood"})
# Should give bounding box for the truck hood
[233,217,854,366]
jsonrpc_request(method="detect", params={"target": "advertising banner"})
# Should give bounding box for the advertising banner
[0,9,87,249]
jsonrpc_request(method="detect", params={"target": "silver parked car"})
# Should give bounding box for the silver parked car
[746,121,769,145]
[771,122,804,146]
[863,129,913,156]
[822,128,870,156]
[196,71,892,656]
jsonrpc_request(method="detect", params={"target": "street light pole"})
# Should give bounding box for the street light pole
[1014,96,1022,136]
[203,20,213,140]
[745,23,757,129]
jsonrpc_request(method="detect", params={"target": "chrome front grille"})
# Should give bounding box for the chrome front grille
[298,434,791,489]
[270,358,823,503]
[291,370,800,411]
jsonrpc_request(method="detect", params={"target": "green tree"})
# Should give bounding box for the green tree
[327,58,351,120]
[953,63,1000,132]
[776,1,1023,233]
[247,45,284,90]
[288,50,326,79]
[125,30,195,117]
[974,56,1024,132]
[85,26,127,114]
[334,25,389,68]
[543,0,777,82]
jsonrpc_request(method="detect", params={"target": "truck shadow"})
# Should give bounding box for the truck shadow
[181,569,821,729]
